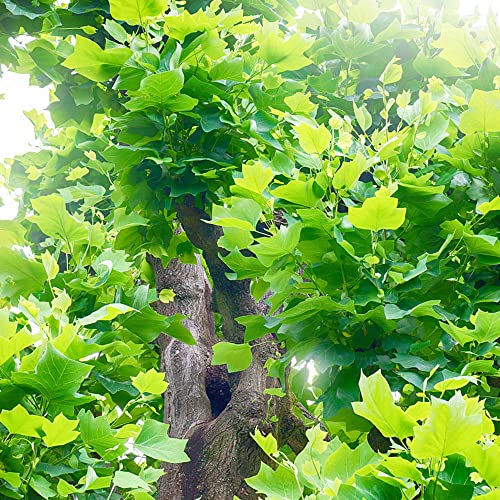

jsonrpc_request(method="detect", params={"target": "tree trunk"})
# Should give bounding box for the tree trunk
[148,199,305,499]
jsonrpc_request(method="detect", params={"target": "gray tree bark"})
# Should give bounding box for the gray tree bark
[148,199,305,499]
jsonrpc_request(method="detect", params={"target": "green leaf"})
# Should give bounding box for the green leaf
[233,162,274,194]
[212,342,252,373]
[78,303,135,326]
[293,122,332,155]
[12,343,92,401]
[441,310,500,345]
[278,296,354,324]
[62,35,132,82]
[0,220,25,247]
[380,57,403,85]
[353,102,372,131]
[333,151,368,190]
[433,23,486,68]
[0,248,46,297]
[114,471,151,491]
[0,329,42,365]
[245,463,302,500]
[324,440,381,482]
[348,190,406,231]
[337,474,402,500]
[251,428,278,457]
[441,220,500,259]
[433,376,478,392]
[109,0,165,25]
[348,0,379,23]
[57,479,78,496]
[477,196,500,215]
[159,289,176,303]
[256,31,313,71]
[30,475,57,499]
[352,370,417,439]
[0,471,21,488]
[471,310,500,343]
[125,70,185,110]
[122,307,195,344]
[132,368,168,395]
[0,405,47,437]
[271,179,324,207]
[466,438,500,488]
[414,113,449,150]
[459,90,500,134]
[284,92,316,114]
[29,194,88,244]
[134,419,189,463]
[163,9,219,42]
[41,251,59,280]
[253,223,302,266]
[411,393,484,459]
[79,410,123,458]
[42,414,79,447]
[211,198,262,231]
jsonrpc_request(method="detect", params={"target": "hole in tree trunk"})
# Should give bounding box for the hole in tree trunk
[205,365,231,418]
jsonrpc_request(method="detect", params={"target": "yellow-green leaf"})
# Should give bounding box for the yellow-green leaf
[352,371,417,439]
[0,405,47,438]
[284,92,316,114]
[348,191,406,231]
[234,162,274,194]
[63,35,132,82]
[0,329,42,365]
[29,194,88,243]
[433,23,486,68]
[159,289,176,303]
[42,414,80,447]
[132,368,168,395]
[411,393,484,459]
[109,0,165,25]
[79,303,135,325]
[251,428,278,457]
[459,90,500,135]
[380,57,403,85]
[478,196,500,215]
[333,151,368,190]
[293,122,332,155]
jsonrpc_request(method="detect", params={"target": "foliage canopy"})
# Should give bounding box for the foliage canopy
[0,0,499,498]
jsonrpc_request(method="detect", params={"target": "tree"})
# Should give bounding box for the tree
[0,0,499,499]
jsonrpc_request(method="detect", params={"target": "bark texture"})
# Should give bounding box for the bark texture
[149,199,304,499]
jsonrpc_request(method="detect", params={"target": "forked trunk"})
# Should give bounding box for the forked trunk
[148,200,304,498]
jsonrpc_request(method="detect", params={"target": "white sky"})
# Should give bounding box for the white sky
[0,0,497,218]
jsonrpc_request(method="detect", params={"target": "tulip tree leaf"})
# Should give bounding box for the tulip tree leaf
[245,463,302,500]
[109,0,165,25]
[348,192,406,231]
[134,419,189,463]
[459,90,500,135]
[29,194,88,244]
[125,70,185,110]
[352,371,417,439]
[0,405,47,438]
[132,368,168,395]
[256,32,313,71]
[42,414,80,447]
[63,35,132,82]
[12,344,92,401]
[411,393,484,459]
[293,122,332,155]
[211,342,252,373]
[0,249,46,297]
